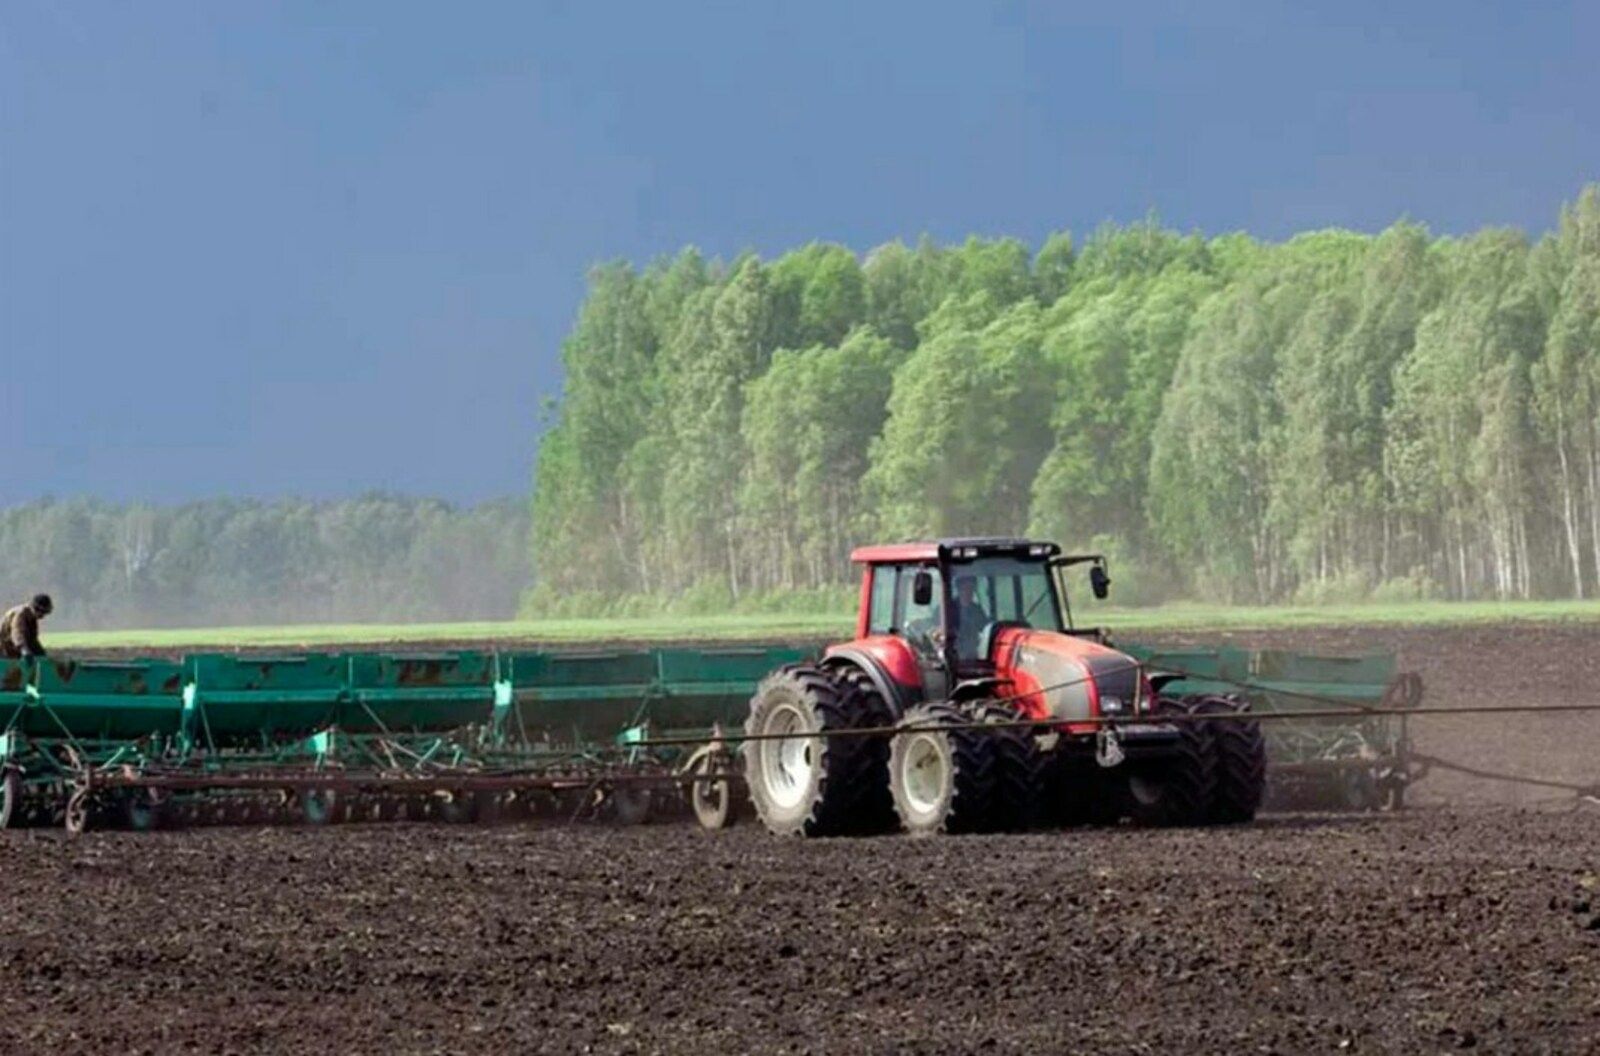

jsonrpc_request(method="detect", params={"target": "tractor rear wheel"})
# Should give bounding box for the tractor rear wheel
[1124,698,1215,827]
[744,664,891,837]
[888,702,996,836]
[1191,695,1267,823]
[970,700,1045,832]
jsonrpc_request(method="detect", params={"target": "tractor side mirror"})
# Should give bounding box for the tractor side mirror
[912,570,933,607]
[1089,564,1111,600]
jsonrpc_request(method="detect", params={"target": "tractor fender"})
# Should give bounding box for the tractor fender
[950,677,1006,703]
[820,648,918,720]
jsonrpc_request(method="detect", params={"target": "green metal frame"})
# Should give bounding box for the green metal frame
[0,645,818,827]
[0,640,1417,828]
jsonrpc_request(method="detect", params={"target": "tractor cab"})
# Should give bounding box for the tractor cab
[838,538,1111,703]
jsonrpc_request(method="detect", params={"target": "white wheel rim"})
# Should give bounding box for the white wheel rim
[902,732,948,816]
[760,702,815,810]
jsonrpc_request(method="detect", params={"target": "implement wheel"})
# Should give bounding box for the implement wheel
[689,750,734,831]
[0,768,19,830]
[1337,766,1381,812]
[123,790,165,832]
[888,702,996,836]
[436,790,476,824]
[300,788,339,826]
[64,787,90,836]
[607,785,653,825]
[744,664,892,837]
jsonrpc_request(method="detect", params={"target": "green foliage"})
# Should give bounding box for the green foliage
[865,301,1054,538]
[769,243,867,348]
[533,187,1600,608]
[741,328,899,590]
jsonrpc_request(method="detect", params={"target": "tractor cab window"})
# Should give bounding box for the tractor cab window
[950,573,990,661]
[897,564,943,657]
[948,556,1064,661]
[867,567,897,635]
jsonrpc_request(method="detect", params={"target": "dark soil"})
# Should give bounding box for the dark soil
[5,622,1597,1054]
[1,812,1597,1055]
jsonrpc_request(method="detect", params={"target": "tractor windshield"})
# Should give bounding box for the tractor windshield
[947,555,1064,662]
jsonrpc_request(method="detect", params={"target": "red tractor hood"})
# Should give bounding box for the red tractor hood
[993,627,1146,730]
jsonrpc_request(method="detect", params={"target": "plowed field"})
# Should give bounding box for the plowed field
[2,622,1597,1055]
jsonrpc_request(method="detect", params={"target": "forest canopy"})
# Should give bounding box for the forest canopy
[529,186,1600,613]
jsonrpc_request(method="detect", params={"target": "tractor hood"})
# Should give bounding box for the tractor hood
[993,627,1145,729]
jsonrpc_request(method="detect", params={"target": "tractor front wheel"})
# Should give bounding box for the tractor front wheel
[888,702,996,836]
[1124,698,1215,827]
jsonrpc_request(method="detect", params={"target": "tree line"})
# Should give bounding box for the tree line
[530,186,1600,610]
[0,496,529,630]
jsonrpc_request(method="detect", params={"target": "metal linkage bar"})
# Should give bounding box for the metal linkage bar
[620,699,1600,749]
[85,767,737,794]
[1406,751,1600,797]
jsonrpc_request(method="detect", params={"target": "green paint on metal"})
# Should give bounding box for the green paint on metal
[0,641,1413,821]
[1121,642,1413,772]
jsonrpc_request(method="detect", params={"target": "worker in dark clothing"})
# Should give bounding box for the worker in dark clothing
[0,594,52,659]
[951,576,990,660]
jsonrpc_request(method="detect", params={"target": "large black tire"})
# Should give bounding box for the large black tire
[888,702,996,836]
[744,664,891,837]
[1124,698,1215,827]
[829,666,898,834]
[1039,755,1123,828]
[970,700,1045,832]
[1190,695,1267,823]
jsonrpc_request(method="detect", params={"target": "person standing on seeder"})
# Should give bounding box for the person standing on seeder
[1,594,53,660]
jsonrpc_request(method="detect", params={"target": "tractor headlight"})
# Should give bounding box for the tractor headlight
[1100,695,1125,714]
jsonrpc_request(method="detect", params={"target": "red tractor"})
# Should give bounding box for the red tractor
[743,538,1266,836]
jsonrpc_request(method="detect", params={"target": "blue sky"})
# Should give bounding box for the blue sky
[1,1,1595,503]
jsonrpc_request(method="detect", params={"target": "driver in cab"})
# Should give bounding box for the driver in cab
[951,576,990,659]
